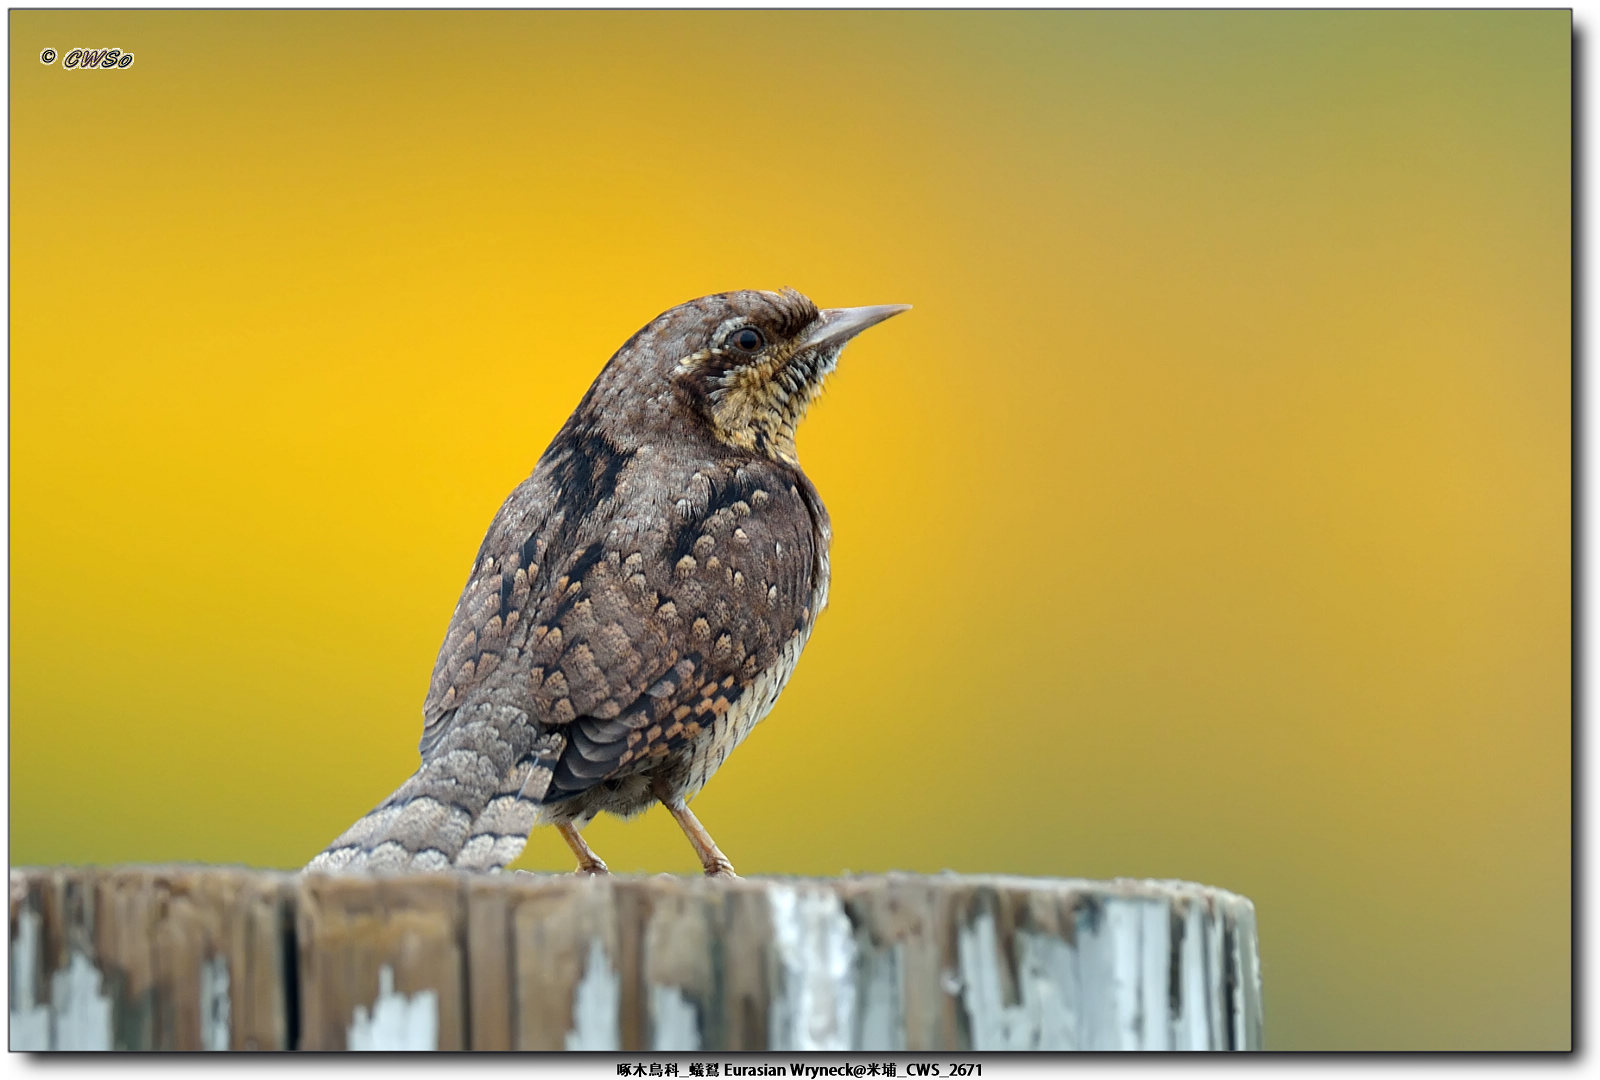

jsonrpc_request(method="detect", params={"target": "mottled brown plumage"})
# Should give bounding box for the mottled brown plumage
[306,288,908,876]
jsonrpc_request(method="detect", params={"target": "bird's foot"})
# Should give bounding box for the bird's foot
[702,858,739,879]
[556,822,609,876]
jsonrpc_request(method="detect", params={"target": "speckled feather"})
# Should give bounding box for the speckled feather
[306,288,901,874]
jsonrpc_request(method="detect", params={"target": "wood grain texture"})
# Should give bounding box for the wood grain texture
[10,867,1263,1051]
[295,873,467,1050]
[9,867,291,1050]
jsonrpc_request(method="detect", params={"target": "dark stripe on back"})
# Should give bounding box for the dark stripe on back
[549,432,633,526]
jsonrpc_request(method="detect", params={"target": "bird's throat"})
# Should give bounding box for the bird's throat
[708,383,817,465]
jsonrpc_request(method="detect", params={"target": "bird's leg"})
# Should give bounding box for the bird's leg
[662,801,738,878]
[556,822,609,875]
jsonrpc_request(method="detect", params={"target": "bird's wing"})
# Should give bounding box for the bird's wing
[537,464,826,803]
[419,426,642,752]
[419,437,823,805]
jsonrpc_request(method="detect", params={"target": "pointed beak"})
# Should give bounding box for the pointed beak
[798,304,912,351]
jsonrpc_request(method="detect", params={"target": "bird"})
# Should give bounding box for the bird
[305,288,909,877]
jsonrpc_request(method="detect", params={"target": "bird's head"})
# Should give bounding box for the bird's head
[582,288,910,465]
[673,288,910,463]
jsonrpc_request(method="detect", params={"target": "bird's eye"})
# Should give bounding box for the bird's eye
[730,327,765,352]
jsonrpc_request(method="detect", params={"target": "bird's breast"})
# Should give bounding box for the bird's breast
[676,564,829,801]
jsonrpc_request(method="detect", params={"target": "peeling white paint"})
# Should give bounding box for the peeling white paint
[199,955,231,1051]
[854,944,905,1052]
[9,907,113,1051]
[346,966,438,1051]
[51,952,113,1051]
[1202,903,1228,1049]
[1074,900,1130,1049]
[1230,902,1264,1050]
[1172,903,1210,1050]
[565,939,620,1051]
[648,984,701,1052]
[1237,903,1264,1049]
[956,911,1076,1050]
[10,907,51,1051]
[1136,899,1172,1050]
[768,886,856,1051]
[1073,897,1173,1050]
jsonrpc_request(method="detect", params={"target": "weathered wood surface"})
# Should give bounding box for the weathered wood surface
[9,867,1263,1051]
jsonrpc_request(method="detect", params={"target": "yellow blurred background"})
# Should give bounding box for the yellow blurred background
[10,10,1568,1050]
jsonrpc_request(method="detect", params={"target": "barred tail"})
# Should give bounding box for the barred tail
[304,704,553,873]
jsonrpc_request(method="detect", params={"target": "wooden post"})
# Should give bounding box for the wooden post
[9,867,1262,1051]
